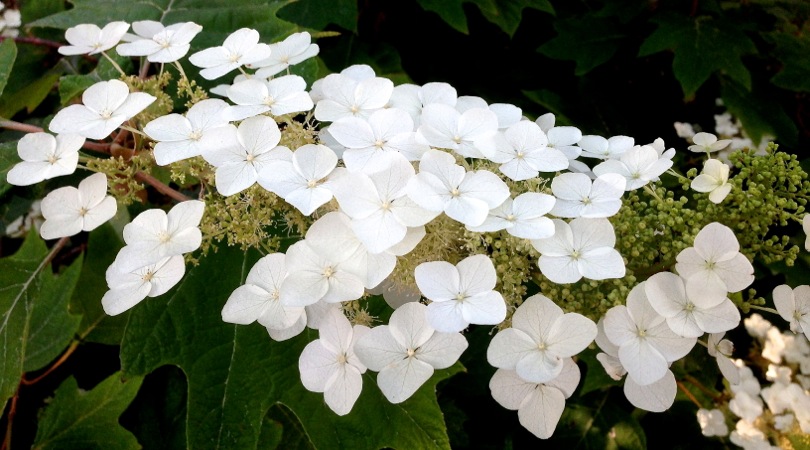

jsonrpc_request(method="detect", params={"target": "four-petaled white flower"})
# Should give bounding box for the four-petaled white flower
[220,253,305,332]
[773,284,810,341]
[603,282,696,386]
[487,294,596,383]
[489,359,580,439]
[144,98,234,165]
[418,104,498,159]
[188,28,271,80]
[593,144,673,191]
[299,309,369,415]
[415,254,507,333]
[697,408,729,437]
[549,172,626,218]
[202,115,286,196]
[354,302,468,403]
[487,120,568,180]
[467,192,556,240]
[117,21,202,63]
[645,271,740,338]
[674,222,754,293]
[406,149,510,227]
[58,22,129,56]
[578,135,633,160]
[252,31,319,78]
[102,255,185,316]
[223,75,314,121]
[532,218,625,284]
[115,200,205,272]
[39,172,118,240]
[49,79,156,140]
[7,132,84,186]
[257,143,338,215]
[688,132,732,153]
[313,73,393,122]
[691,159,732,204]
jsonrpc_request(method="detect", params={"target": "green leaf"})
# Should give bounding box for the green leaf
[765,30,810,92]
[538,16,626,76]
[721,78,799,148]
[121,365,187,450]
[120,245,460,450]
[638,14,756,99]
[32,372,143,450]
[578,349,621,396]
[0,39,17,99]
[0,232,83,408]
[0,66,63,119]
[555,393,646,450]
[69,224,129,344]
[276,0,358,32]
[417,0,553,36]
[58,75,98,106]
[30,0,300,48]
[0,141,17,198]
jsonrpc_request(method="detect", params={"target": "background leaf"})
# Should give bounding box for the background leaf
[0,39,17,99]
[538,16,626,76]
[765,30,810,92]
[0,141,17,198]
[276,0,358,32]
[638,14,756,99]
[120,245,460,450]
[721,79,799,147]
[0,232,82,408]
[32,372,143,450]
[416,0,553,36]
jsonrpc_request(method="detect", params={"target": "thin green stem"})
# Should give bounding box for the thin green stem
[100,51,127,77]
[119,125,147,137]
[643,184,663,202]
[748,305,780,315]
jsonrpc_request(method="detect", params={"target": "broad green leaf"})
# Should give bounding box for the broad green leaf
[765,31,810,92]
[121,365,187,450]
[0,66,63,119]
[537,16,626,76]
[721,79,799,148]
[0,141,17,197]
[30,0,301,49]
[0,232,83,408]
[0,40,17,99]
[638,14,756,99]
[276,0,358,32]
[69,224,129,344]
[120,245,460,450]
[32,372,143,450]
[58,75,98,105]
[417,0,554,36]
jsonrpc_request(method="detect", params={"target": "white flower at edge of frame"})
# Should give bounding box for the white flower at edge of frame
[6,132,84,186]
[39,172,117,240]
[489,359,580,439]
[299,309,369,416]
[354,302,468,404]
[415,254,507,333]
[101,255,185,316]
[49,79,156,140]
[58,22,129,56]
[773,284,810,341]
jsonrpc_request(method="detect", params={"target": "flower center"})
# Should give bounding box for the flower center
[505,214,516,222]
[636,327,647,338]
[452,136,462,144]
[271,289,280,301]
[571,250,581,260]
[263,96,275,106]
[142,270,155,282]
[322,266,335,278]
[582,196,592,205]
[374,140,385,149]
[189,129,203,141]
[78,207,88,217]
[450,188,460,198]
[455,293,466,302]
[100,109,113,120]
[307,179,318,188]
[246,153,255,163]
[158,231,172,243]
[350,105,360,114]
[337,353,348,364]
[48,154,58,164]
[406,348,416,358]
[685,302,695,312]
[228,53,242,63]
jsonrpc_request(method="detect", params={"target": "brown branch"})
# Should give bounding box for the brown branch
[21,340,80,386]
[135,171,191,202]
[0,35,63,50]
[1,119,112,154]
[676,380,702,408]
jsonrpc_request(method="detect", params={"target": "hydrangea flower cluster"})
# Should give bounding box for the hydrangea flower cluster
[5,20,810,445]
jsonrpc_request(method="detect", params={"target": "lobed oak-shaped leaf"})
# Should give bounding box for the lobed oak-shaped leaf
[32,373,143,450]
[638,13,756,100]
[120,244,461,450]
[538,16,626,76]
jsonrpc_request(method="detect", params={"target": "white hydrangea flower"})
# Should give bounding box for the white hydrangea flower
[691,159,732,203]
[222,75,314,121]
[298,309,369,416]
[531,218,625,284]
[115,200,205,272]
[188,28,271,80]
[577,135,633,160]
[466,192,556,240]
[58,22,129,56]
[708,332,740,384]
[549,172,625,219]
[116,21,202,63]
[415,254,507,333]
[592,144,673,191]
[313,73,393,122]
[487,294,596,383]
[688,132,732,153]
[39,172,117,240]
[257,143,338,216]
[101,255,185,316]
[354,302,468,404]
[417,104,498,159]
[773,284,810,341]
[144,98,234,166]
[252,31,319,78]
[6,133,84,186]
[486,120,568,180]
[49,79,156,140]
[675,222,754,293]
[489,359,580,439]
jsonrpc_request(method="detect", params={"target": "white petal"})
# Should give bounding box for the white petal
[624,370,676,412]
[518,386,566,439]
[377,357,434,404]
